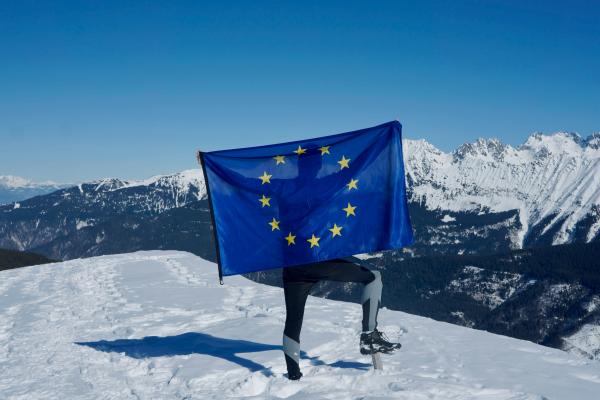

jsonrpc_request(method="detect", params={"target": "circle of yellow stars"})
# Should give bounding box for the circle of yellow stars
[258,145,358,249]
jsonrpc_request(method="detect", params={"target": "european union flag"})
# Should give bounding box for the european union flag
[198,121,413,280]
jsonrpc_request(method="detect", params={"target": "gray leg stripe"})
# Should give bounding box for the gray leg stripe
[283,334,300,364]
[361,270,382,331]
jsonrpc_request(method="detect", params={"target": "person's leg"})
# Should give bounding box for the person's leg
[281,260,393,379]
[282,277,315,380]
[302,259,382,332]
[361,270,382,332]
[291,260,399,354]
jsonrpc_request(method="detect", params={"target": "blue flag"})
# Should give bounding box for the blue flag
[199,121,414,278]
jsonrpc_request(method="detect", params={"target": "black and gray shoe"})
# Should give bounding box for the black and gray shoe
[360,329,401,355]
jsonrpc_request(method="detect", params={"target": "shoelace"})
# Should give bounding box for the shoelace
[371,329,388,341]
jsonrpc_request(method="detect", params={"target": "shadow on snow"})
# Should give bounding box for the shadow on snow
[75,331,370,376]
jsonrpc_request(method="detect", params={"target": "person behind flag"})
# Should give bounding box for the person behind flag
[199,121,413,380]
[280,145,400,380]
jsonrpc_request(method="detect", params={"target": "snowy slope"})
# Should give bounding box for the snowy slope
[1,251,599,399]
[404,132,600,246]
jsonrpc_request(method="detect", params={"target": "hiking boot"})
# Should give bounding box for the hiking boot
[360,329,401,355]
[286,370,303,380]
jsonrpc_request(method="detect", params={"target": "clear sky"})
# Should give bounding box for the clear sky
[1,1,599,182]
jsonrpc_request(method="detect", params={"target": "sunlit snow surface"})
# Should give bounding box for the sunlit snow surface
[1,251,599,399]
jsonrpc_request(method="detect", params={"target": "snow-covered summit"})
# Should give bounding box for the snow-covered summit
[520,131,586,156]
[585,133,600,149]
[1,250,599,399]
[0,175,68,205]
[0,175,63,189]
[453,138,509,162]
[90,169,205,195]
[80,169,206,208]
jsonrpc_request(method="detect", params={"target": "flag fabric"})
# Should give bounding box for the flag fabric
[199,121,414,279]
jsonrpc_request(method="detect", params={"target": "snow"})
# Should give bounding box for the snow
[563,324,600,360]
[1,251,599,399]
[587,211,600,242]
[119,169,205,192]
[0,176,68,204]
[95,231,106,244]
[446,266,525,309]
[76,220,92,230]
[441,214,456,223]
[83,170,206,208]
[583,296,600,313]
[0,175,61,189]
[521,132,584,156]
[354,253,384,260]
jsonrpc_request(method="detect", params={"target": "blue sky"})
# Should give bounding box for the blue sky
[1,1,599,182]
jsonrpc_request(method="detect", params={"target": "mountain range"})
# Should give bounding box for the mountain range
[3,132,599,258]
[0,175,69,205]
[404,131,600,247]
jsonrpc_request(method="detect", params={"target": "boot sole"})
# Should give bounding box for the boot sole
[360,345,400,355]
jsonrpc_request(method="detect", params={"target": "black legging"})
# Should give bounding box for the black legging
[282,259,382,377]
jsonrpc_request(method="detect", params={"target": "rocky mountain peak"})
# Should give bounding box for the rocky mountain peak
[91,178,128,192]
[453,137,508,162]
[585,133,600,150]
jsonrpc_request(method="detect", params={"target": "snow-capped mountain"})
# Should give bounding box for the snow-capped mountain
[0,175,68,205]
[90,169,206,207]
[1,250,599,399]
[403,132,600,247]
[3,131,598,259]
[0,169,206,254]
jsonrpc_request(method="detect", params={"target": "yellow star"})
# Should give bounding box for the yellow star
[329,224,343,238]
[319,146,330,155]
[258,195,271,207]
[343,202,357,217]
[338,155,350,169]
[346,178,359,190]
[274,155,285,165]
[293,145,307,155]
[268,217,280,231]
[307,234,320,248]
[285,232,296,246]
[259,171,272,184]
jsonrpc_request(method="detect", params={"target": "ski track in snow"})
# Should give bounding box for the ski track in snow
[1,251,599,399]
